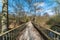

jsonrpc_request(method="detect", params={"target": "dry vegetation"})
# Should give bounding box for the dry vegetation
[35,16,51,28]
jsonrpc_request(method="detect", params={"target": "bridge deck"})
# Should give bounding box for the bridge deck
[16,21,45,40]
[0,21,59,40]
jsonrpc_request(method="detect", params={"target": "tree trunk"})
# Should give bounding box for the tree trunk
[1,0,8,33]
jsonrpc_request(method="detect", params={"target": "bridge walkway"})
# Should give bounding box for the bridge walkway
[17,21,47,40]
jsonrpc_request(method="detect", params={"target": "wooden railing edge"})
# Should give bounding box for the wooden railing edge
[0,23,26,36]
[40,25,60,36]
[32,22,53,40]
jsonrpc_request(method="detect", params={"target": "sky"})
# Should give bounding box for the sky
[0,0,2,12]
[33,0,58,15]
[0,0,58,15]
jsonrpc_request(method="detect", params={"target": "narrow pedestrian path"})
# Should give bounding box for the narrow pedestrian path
[17,21,44,40]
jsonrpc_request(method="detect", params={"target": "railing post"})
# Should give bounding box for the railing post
[8,33,11,40]
[0,36,2,40]
[2,36,5,40]
[56,35,59,40]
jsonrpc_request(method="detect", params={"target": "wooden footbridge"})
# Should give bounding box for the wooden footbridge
[0,0,60,40]
[0,21,60,40]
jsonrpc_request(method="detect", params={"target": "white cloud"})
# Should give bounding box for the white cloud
[38,2,45,7]
[33,2,45,13]
[45,9,55,15]
[33,2,45,7]
[45,10,51,12]
[33,2,39,6]
[36,9,43,13]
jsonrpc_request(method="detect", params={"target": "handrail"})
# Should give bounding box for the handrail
[0,24,24,36]
[32,22,60,40]
[0,23,26,40]
[32,22,52,40]
[40,25,60,36]
[39,26,60,40]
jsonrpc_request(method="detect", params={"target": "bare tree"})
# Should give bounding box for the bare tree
[54,0,60,15]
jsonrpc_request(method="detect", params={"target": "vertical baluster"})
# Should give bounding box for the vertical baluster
[12,31,14,40]
[8,33,11,40]
[15,29,17,36]
[14,30,16,37]
[56,35,59,40]
[13,31,15,40]
[13,30,15,40]
[0,36,1,40]
[54,33,56,40]
[14,30,17,40]
[12,31,13,40]
[15,29,17,39]
[5,34,8,40]
[11,32,12,40]
[2,36,5,40]
[0,36,2,40]
[12,30,15,40]
[17,29,19,35]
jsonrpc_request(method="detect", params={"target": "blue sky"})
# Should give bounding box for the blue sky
[0,0,2,12]
[0,0,58,15]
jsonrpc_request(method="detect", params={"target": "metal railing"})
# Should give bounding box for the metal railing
[32,22,60,40]
[0,23,26,40]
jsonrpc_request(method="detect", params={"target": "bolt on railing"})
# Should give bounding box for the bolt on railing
[0,23,26,40]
